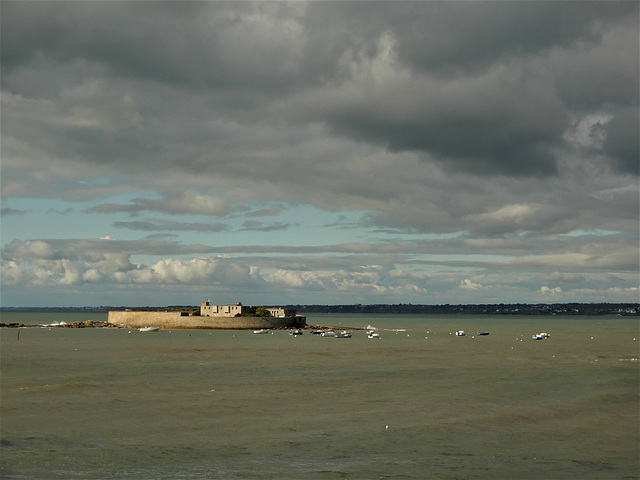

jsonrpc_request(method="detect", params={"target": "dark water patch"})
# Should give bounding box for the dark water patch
[62,381,100,389]
[571,459,616,471]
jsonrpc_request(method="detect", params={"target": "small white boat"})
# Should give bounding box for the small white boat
[367,331,380,339]
[321,330,337,337]
[289,329,303,336]
[139,326,159,332]
[253,329,270,334]
[455,330,466,336]
[532,332,550,340]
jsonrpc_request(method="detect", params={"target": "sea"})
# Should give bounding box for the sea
[1,311,638,480]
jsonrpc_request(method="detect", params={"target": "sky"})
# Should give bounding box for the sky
[1,1,638,308]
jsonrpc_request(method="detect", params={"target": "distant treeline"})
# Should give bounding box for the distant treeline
[3,303,637,316]
[288,303,639,316]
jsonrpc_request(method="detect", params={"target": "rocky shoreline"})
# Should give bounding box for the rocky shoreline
[0,321,120,328]
[0,321,360,330]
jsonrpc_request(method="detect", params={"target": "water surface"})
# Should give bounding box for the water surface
[1,312,638,479]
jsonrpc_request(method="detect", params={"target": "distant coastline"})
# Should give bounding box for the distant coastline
[1,303,637,316]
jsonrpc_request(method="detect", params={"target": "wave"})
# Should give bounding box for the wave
[367,324,408,332]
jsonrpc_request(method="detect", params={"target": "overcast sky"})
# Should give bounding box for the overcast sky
[1,1,638,308]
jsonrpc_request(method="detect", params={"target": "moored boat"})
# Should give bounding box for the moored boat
[335,330,352,338]
[139,326,159,332]
[455,330,466,336]
[532,332,550,340]
[289,329,303,336]
[253,329,270,334]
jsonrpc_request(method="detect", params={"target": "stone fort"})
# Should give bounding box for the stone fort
[107,301,306,330]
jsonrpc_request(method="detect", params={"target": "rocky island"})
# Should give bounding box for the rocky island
[106,301,307,330]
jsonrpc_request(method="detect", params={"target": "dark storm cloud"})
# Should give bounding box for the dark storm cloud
[602,107,640,175]
[288,2,637,176]
[2,1,636,179]
[299,2,636,176]
[383,2,635,75]
[1,1,305,93]
[297,69,568,176]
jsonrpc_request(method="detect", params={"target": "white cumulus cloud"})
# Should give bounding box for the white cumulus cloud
[540,285,562,295]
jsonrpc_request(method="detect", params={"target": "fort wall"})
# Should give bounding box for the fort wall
[107,310,306,330]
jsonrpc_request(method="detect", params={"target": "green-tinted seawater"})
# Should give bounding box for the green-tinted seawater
[1,312,638,479]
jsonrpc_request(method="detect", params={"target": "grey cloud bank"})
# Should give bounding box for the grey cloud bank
[1,1,638,307]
